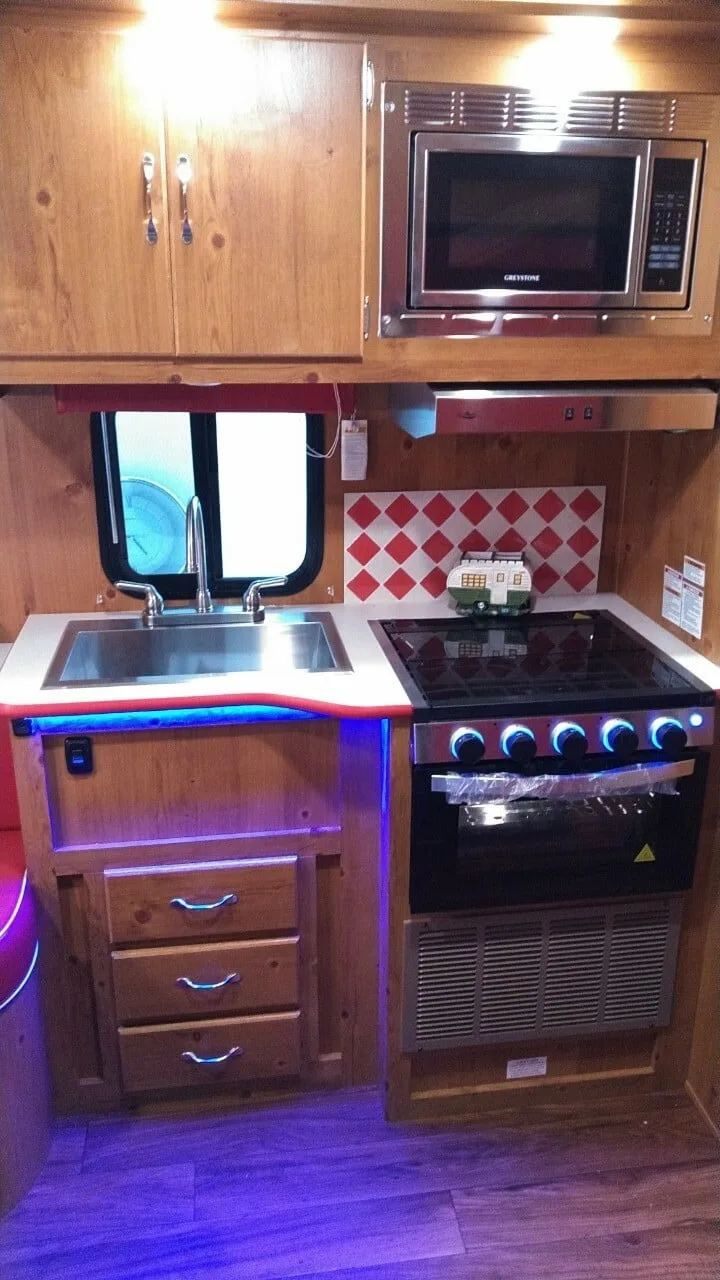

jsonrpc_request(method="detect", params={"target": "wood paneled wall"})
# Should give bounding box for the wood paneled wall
[0,390,342,641]
[0,388,630,641]
[616,430,720,664]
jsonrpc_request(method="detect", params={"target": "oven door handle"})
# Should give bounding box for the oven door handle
[431,758,695,804]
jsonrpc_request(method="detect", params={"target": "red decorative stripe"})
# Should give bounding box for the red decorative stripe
[54,384,356,415]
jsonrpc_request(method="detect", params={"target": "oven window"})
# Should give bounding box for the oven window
[457,794,665,875]
[422,152,638,295]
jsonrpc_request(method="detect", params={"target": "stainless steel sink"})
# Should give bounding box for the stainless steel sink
[43,611,351,688]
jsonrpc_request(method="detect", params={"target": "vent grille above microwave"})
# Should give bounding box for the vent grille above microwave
[565,93,616,134]
[403,897,683,1051]
[618,94,677,135]
[458,89,512,131]
[398,83,714,139]
[404,88,456,126]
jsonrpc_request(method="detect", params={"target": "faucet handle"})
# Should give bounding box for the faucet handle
[114,581,165,626]
[242,576,289,620]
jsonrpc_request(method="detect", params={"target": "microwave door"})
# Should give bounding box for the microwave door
[410,133,650,311]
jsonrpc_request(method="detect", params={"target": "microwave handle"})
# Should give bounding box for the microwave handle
[431,758,695,804]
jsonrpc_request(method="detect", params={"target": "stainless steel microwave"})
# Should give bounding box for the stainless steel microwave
[379,83,720,339]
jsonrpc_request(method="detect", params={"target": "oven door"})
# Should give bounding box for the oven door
[409,754,707,913]
[410,134,650,311]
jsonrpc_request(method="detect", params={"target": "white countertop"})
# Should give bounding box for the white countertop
[0,594,718,720]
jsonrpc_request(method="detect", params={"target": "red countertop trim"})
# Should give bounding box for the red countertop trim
[1,693,412,720]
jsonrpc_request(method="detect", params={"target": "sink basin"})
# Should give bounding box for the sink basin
[43,611,351,688]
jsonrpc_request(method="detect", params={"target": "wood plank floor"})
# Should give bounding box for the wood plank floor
[0,1087,718,1279]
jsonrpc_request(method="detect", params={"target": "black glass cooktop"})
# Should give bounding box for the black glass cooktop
[379,611,714,717]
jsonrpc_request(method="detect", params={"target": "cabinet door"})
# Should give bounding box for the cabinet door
[0,23,174,357]
[167,35,365,358]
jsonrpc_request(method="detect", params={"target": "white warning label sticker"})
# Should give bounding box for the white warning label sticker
[506,1056,548,1081]
[662,566,683,628]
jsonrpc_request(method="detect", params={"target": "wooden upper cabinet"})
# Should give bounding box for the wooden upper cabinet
[0,24,174,358]
[166,35,365,359]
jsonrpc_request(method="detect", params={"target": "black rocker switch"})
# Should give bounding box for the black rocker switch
[64,736,93,775]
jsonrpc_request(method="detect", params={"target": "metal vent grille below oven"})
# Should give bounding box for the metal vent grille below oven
[415,928,477,1042]
[404,897,682,1052]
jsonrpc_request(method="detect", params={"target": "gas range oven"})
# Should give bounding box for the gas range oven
[376,610,715,914]
[375,611,716,1050]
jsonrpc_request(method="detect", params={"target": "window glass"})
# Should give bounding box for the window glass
[115,412,194,576]
[92,409,323,600]
[216,413,308,580]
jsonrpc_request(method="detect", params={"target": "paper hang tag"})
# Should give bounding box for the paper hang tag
[341,419,368,482]
[634,844,656,864]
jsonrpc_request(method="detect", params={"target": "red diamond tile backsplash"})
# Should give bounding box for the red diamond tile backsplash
[347,532,380,567]
[497,490,530,523]
[344,487,605,605]
[386,531,416,564]
[570,488,603,521]
[346,496,381,530]
[533,490,566,523]
[386,494,419,527]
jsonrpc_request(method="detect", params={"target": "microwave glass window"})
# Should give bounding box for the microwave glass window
[422,152,638,295]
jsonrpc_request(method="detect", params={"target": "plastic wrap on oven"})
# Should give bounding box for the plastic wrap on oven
[430,759,694,804]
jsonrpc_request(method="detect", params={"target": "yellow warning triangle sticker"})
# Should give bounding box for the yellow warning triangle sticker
[634,844,656,864]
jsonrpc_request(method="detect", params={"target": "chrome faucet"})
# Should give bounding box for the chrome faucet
[242,576,288,622]
[185,496,213,614]
[114,581,164,627]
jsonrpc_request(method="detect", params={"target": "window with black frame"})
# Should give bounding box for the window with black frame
[91,410,325,600]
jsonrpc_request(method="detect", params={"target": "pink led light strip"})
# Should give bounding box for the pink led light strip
[0,869,28,944]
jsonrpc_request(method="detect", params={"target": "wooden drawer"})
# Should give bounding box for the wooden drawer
[105,856,297,944]
[112,937,299,1022]
[118,1011,301,1092]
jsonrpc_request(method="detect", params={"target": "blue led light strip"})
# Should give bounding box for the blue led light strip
[0,940,40,1016]
[32,704,319,736]
[0,870,28,943]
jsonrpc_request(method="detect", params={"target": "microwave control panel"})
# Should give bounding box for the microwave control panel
[641,157,697,294]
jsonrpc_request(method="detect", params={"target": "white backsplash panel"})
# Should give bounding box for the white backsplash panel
[344,487,605,604]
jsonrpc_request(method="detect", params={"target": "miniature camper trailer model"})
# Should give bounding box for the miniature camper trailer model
[447,552,533,615]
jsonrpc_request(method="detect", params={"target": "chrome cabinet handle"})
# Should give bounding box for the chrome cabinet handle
[176,153,193,244]
[170,893,238,912]
[181,1046,243,1065]
[176,972,240,991]
[142,152,158,245]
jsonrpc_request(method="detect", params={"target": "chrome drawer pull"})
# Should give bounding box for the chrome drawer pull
[170,893,238,912]
[181,1046,243,1066]
[176,973,240,991]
